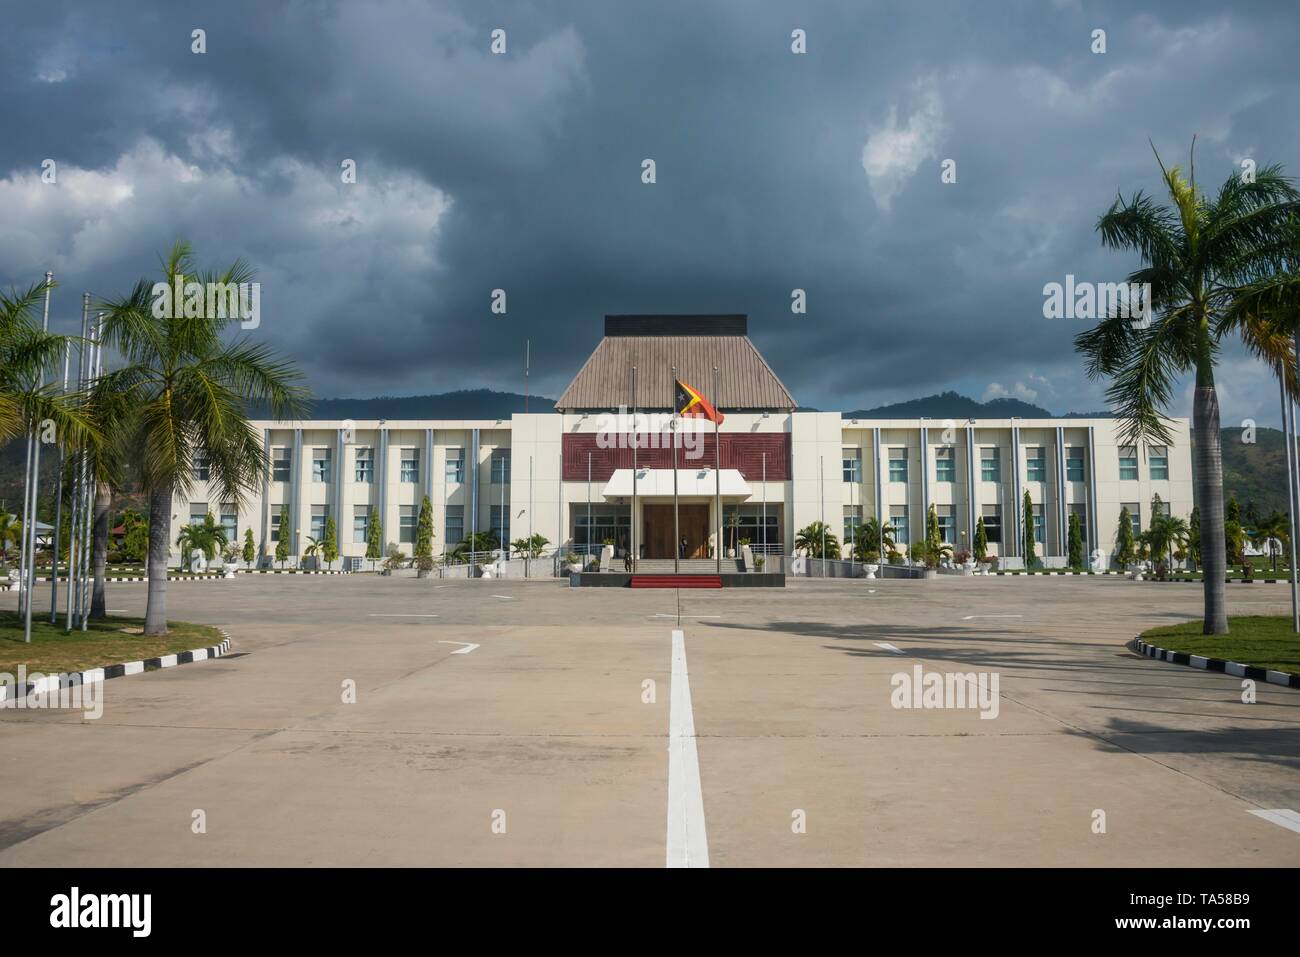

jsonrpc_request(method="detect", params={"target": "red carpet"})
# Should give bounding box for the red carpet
[630,575,723,589]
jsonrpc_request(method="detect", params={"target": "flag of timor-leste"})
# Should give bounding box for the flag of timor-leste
[674,379,725,425]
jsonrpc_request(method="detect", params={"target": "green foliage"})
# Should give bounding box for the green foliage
[1067,512,1084,568]
[853,517,892,564]
[1115,506,1135,567]
[1187,506,1201,568]
[275,503,290,567]
[973,517,988,563]
[366,507,382,561]
[242,527,255,565]
[176,512,227,562]
[1143,511,1189,580]
[510,534,549,558]
[795,521,840,559]
[1022,490,1036,569]
[415,496,434,559]
[120,508,148,562]
[322,516,338,568]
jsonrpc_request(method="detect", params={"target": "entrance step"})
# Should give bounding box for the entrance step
[630,575,723,589]
[629,559,745,574]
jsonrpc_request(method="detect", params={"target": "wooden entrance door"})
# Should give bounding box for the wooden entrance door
[643,504,709,558]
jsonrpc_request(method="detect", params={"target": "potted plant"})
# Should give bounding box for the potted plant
[566,553,584,574]
[954,547,973,575]
[415,553,434,579]
[754,555,765,572]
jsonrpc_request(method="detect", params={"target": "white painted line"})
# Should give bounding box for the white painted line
[491,595,516,600]
[649,614,721,619]
[438,641,480,655]
[667,628,709,868]
[961,614,1024,620]
[874,642,905,654]
[1248,809,1300,835]
[368,614,440,617]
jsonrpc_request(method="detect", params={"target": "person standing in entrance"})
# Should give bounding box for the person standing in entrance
[679,536,689,559]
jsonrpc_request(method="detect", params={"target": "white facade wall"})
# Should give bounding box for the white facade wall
[171,414,1193,569]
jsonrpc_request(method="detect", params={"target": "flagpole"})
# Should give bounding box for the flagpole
[1282,376,1298,631]
[713,365,721,575]
[50,337,71,622]
[631,366,638,574]
[671,365,679,574]
[21,272,54,642]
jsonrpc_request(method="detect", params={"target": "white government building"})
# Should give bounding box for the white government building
[174,315,1192,569]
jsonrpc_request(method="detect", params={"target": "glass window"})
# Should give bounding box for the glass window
[937,505,954,544]
[193,451,210,482]
[312,448,331,483]
[445,505,464,546]
[1149,446,1169,481]
[888,449,907,483]
[982,505,1001,544]
[310,505,328,540]
[935,447,955,483]
[981,448,1000,483]
[353,505,369,544]
[1066,447,1085,482]
[271,509,282,542]
[490,504,510,547]
[889,505,909,545]
[842,449,862,483]
[1070,504,1089,546]
[574,507,632,553]
[354,447,373,483]
[1031,505,1044,544]
[400,449,420,484]
[722,505,782,551]
[399,505,416,544]
[843,505,862,545]
[491,449,511,484]
[220,506,237,544]
[1026,448,1046,483]
[445,448,464,484]
[189,502,208,526]
[272,448,291,483]
[1119,447,1138,481]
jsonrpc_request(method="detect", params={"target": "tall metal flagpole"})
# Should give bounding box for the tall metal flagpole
[626,369,631,574]
[21,272,54,642]
[819,456,826,578]
[671,366,680,574]
[587,452,592,560]
[713,366,721,575]
[80,315,102,630]
[1282,377,1299,631]
[50,337,71,621]
[1289,331,1300,632]
[761,452,767,556]
[66,301,89,630]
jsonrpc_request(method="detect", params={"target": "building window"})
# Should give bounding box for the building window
[354,447,373,483]
[888,449,908,483]
[310,505,328,541]
[1066,447,1085,482]
[937,505,954,544]
[722,506,782,552]
[399,505,416,544]
[843,505,862,545]
[220,506,237,544]
[1119,447,1138,481]
[1070,504,1089,547]
[491,449,511,484]
[842,449,862,483]
[193,451,210,482]
[353,505,369,544]
[935,447,955,483]
[312,448,331,483]
[400,448,420,484]
[981,448,1000,483]
[982,505,1002,544]
[1031,505,1044,544]
[889,505,909,546]
[1026,448,1046,483]
[272,448,291,482]
[1123,502,1141,537]
[490,504,510,547]
[445,505,464,546]
[574,507,632,553]
[445,448,464,484]
[1149,446,1169,481]
[270,509,282,542]
[188,503,208,527]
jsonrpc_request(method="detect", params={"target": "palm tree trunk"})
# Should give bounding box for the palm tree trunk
[90,481,112,618]
[1193,385,1229,634]
[144,486,172,636]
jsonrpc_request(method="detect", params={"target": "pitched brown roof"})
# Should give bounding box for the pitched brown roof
[555,315,797,411]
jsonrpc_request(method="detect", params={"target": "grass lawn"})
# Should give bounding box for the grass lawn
[1140,616,1300,675]
[0,612,224,675]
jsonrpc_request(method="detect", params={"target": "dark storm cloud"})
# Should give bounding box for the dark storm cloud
[2,0,1298,425]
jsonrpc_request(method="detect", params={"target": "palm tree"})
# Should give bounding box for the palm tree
[795,521,840,559]
[1075,145,1300,633]
[1252,511,1289,573]
[853,517,893,563]
[1143,512,1190,580]
[0,510,21,564]
[95,242,308,634]
[176,512,228,563]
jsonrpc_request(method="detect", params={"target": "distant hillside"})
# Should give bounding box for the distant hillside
[1217,426,1289,517]
[844,390,1055,419]
[251,389,556,420]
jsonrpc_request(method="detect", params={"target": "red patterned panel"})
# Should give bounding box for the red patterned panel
[561,433,789,481]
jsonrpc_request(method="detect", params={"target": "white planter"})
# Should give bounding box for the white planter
[567,563,583,574]
[863,563,879,579]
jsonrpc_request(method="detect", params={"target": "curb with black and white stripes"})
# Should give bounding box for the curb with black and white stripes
[1130,636,1299,689]
[30,570,350,584]
[992,570,1123,576]
[0,629,234,704]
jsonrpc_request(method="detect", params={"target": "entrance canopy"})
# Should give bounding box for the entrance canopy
[602,468,751,499]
